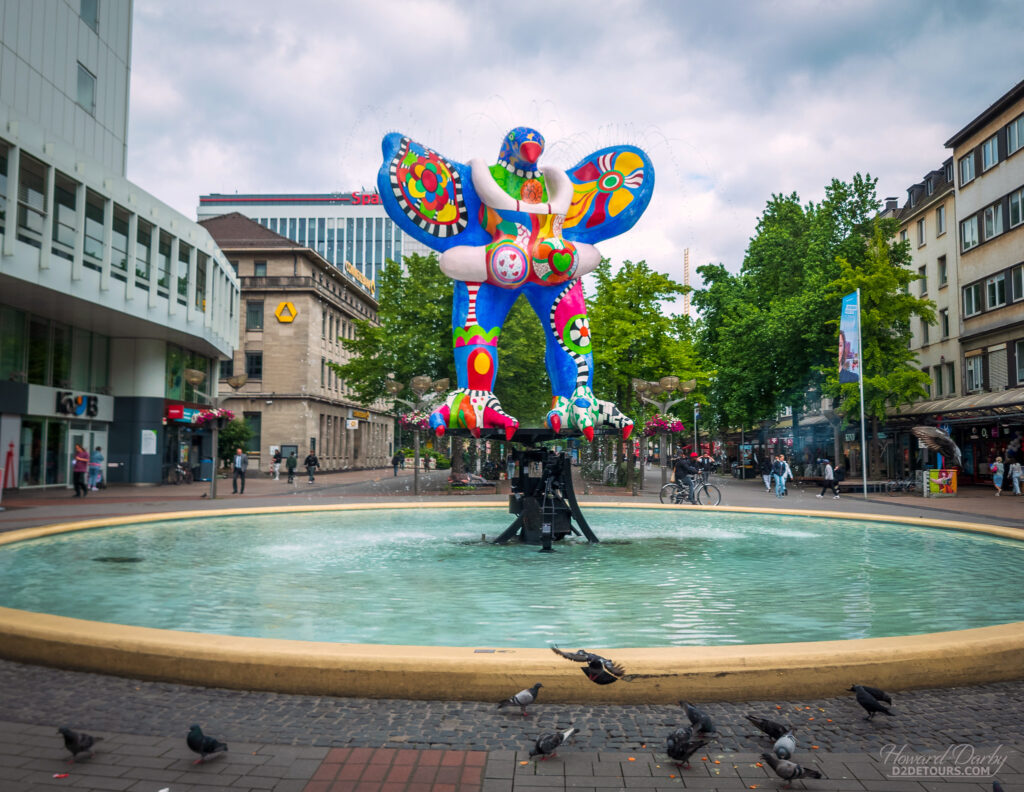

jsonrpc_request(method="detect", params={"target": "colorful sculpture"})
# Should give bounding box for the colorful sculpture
[377,127,655,441]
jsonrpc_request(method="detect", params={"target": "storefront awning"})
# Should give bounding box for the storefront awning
[885,387,1024,422]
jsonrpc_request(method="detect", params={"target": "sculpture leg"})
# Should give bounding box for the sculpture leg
[430,281,521,439]
[522,281,632,442]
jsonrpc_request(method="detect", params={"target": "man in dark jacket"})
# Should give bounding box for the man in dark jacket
[232,448,248,494]
[672,452,700,504]
[304,451,319,484]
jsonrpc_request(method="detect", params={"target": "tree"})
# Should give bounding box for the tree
[218,419,253,466]
[821,221,935,473]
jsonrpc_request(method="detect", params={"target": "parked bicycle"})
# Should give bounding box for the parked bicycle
[166,462,193,485]
[885,477,916,495]
[658,478,722,506]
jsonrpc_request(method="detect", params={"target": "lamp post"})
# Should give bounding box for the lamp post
[386,375,448,495]
[183,367,247,500]
[632,377,695,487]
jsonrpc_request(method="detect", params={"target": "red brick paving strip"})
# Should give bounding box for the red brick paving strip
[305,747,487,792]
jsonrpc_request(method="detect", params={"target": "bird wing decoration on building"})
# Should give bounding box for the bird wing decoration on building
[911,425,962,468]
[561,145,655,246]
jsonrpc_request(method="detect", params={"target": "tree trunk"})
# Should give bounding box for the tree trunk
[451,437,464,477]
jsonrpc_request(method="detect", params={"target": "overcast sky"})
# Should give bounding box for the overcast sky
[127,0,1024,293]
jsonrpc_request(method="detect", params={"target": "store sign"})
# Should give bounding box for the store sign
[344,261,376,295]
[274,302,297,323]
[166,405,201,423]
[350,409,370,420]
[27,385,113,422]
[346,419,359,430]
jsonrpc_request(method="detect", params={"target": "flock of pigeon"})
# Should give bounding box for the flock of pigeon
[58,722,227,765]
[499,648,910,787]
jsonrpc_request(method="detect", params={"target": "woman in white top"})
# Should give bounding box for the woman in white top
[1009,459,1022,496]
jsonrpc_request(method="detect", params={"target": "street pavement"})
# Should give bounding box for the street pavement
[0,467,1021,791]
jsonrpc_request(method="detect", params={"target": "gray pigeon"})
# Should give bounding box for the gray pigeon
[187,724,228,764]
[762,752,823,787]
[681,701,714,733]
[773,730,797,760]
[993,781,1004,792]
[551,646,625,685]
[849,685,894,719]
[745,714,793,741]
[529,727,577,760]
[57,727,102,763]
[665,727,710,769]
[498,682,542,716]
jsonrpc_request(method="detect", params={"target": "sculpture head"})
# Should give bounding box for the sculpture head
[498,127,545,171]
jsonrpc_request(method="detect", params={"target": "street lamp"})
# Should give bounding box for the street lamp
[183,367,247,499]
[386,376,448,495]
[632,376,696,487]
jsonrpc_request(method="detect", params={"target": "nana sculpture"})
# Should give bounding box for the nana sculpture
[377,126,654,441]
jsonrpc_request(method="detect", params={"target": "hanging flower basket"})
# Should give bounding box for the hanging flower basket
[194,407,235,426]
[398,410,430,431]
[641,413,686,437]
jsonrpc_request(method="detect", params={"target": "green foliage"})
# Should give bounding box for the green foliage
[217,418,253,464]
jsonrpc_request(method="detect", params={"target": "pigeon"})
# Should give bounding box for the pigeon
[551,645,625,685]
[849,685,894,719]
[762,752,824,788]
[773,730,797,760]
[911,426,962,468]
[57,727,102,763]
[187,724,228,764]
[665,727,710,769]
[681,701,715,733]
[745,714,793,741]
[529,727,577,760]
[993,781,1004,792]
[498,682,542,716]
[853,684,892,705]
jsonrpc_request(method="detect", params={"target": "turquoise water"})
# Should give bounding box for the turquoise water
[1,508,1023,647]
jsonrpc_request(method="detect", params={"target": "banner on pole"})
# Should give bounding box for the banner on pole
[839,292,862,384]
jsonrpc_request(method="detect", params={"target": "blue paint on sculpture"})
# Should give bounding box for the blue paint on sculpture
[377,127,655,441]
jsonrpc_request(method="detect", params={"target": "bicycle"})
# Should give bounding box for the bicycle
[166,463,193,485]
[885,477,916,495]
[658,478,722,506]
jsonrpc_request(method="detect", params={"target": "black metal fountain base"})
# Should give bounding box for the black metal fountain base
[444,427,605,549]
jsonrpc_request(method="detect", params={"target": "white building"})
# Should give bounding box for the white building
[0,0,239,488]
[196,192,434,295]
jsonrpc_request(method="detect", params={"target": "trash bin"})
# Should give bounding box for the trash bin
[199,457,213,482]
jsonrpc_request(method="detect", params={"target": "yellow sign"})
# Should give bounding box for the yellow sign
[274,302,297,323]
[351,409,370,420]
[344,261,376,295]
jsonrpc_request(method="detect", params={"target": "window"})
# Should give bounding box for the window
[76,63,96,115]
[921,368,930,397]
[1010,187,1023,228]
[1013,265,1024,302]
[80,0,98,31]
[157,231,171,291]
[177,242,190,303]
[0,146,7,235]
[1017,340,1024,384]
[243,412,261,454]
[938,255,947,286]
[246,301,264,330]
[940,308,949,338]
[136,220,152,281]
[51,172,78,259]
[195,252,207,311]
[17,153,46,246]
[918,266,927,295]
[963,283,982,316]
[936,204,946,236]
[82,189,104,263]
[111,205,129,276]
[244,352,263,380]
[987,274,1006,309]
[959,153,975,186]
[945,161,954,182]
[221,356,233,380]
[961,216,978,251]
[921,318,929,345]
[1009,115,1024,157]
[899,229,908,243]
[254,260,267,277]
[946,362,955,395]
[926,177,934,196]
[983,202,1003,239]
[935,364,944,396]
[321,310,326,339]
[981,135,999,170]
[917,218,926,246]
[321,357,325,387]
[965,355,984,392]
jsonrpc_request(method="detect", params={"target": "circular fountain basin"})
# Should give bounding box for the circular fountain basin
[1,502,1022,702]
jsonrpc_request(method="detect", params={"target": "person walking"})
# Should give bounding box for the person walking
[304,450,319,484]
[771,455,785,499]
[232,447,248,494]
[286,451,297,484]
[88,445,104,491]
[72,443,89,497]
[398,450,406,470]
[272,448,282,480]
[990,456,1004,496]
[1010,458,1022,495]
[780,455,793,496]
[816,458,840,499]
[697,451,714,483]
[391,452,401,477]
[759,456,772,493]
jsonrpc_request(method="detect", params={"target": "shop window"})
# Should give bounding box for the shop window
[90,333,109,392]
[0,306,27,381]
[27,317,50,385]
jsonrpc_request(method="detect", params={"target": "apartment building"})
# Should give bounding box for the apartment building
[200,213,393,471]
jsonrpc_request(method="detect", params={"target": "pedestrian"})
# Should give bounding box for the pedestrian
[398,450,406,470]
[304,450,319,483]
[697,451,714,483]
[72,443,89,497]
[770,455,784,498]
[286,451,297,484]
[1010,458,1022,496]
[272,448,282,480]
[391,452,401,477]
[759,456,772,492]
[672,452,700,504]
[232,447,248,494]
[781,455,793,495]
[816,458,840,499]
[989,456,1004,496]
[88,445,104,491]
